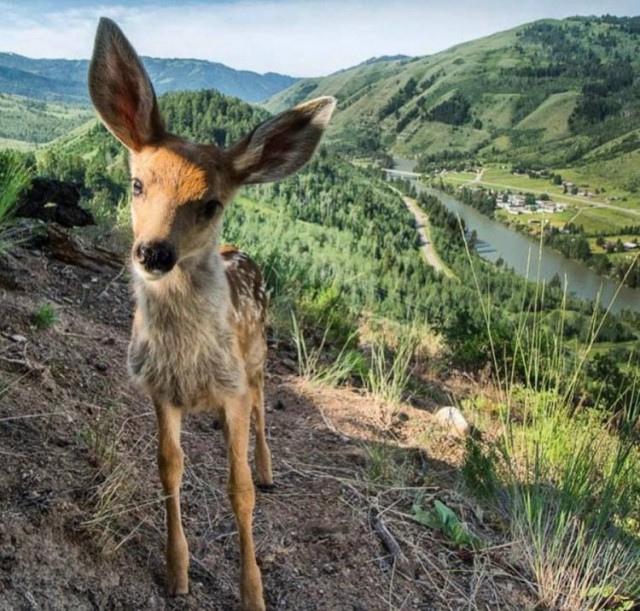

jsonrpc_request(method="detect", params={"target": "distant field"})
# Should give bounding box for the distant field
[439,163,640,271]
[0,137,36,151]
[442,165,640,228]
[0,93,92,147]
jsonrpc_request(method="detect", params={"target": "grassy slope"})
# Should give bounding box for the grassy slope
[2,81,636,608]
[514,90,578,140]
[264,25,524,150]
[0,93,93,146]
[265,17,640,184]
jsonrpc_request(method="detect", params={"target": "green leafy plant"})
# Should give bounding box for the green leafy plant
[412,498,482,551]
[586,585,636,611]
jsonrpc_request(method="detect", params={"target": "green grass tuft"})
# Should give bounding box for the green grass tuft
[32,302,58,329]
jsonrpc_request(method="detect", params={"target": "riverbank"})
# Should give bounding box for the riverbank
[432,165,640,288]
[435,178,640,293]
[425,184,640,313]
[388,158,640,312]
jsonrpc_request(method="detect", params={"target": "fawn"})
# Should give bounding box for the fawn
[88,17,335,610]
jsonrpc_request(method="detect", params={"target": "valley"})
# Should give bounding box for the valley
[1,12,639,610]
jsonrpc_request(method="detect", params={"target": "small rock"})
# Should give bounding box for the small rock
[10,334,27,343]
[433,406,470,437]
[282,357,297,371]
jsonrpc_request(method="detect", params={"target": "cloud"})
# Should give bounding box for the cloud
[0,0,638,76]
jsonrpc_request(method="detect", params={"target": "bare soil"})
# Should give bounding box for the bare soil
[0,229,533,610]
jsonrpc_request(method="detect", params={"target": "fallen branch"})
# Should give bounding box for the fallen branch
[371,513,402,558]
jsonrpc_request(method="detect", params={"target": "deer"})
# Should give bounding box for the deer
[88,17,335,610]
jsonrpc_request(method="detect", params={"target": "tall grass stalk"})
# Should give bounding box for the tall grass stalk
[460,228,640,608]
[0,151,31,253]
[366,330,416,405]
[291,312,359,386]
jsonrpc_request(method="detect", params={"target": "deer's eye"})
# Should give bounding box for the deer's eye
[132,178,143,197]
[199,199,222,221]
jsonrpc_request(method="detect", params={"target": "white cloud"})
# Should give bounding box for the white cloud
[0,0,638,76]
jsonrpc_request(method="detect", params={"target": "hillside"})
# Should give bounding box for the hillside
[265,16,640,169]
[0,93,94,145]
[0,52,298,104]
[0,233,540,610]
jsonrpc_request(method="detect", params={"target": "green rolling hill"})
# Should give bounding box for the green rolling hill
[0,93,94,146]
[265,16,640,170]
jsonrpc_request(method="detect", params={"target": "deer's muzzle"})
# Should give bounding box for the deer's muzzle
[135,241,177,276]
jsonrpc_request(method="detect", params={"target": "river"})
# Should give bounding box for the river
[391,159,640,314]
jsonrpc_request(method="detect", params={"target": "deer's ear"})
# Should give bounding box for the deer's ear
[88,17,165,151]
[227,96,336,185]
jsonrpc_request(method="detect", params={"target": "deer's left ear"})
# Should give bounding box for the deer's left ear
[227,96,336,185]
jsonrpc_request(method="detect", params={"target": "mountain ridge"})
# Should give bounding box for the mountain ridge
[0,51,299,104]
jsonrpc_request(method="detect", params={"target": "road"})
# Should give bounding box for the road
[401,195,454,277]
[385,171,454,277]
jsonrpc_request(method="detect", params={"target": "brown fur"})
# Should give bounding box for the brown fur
[89,17,335,610]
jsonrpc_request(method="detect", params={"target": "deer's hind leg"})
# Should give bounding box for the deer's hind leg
[250,370,273,489]
[224,394,265,611]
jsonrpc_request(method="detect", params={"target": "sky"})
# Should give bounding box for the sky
[0,1,638,77]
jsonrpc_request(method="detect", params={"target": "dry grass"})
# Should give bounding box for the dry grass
[284,447,533,610]
[79,405,159,555]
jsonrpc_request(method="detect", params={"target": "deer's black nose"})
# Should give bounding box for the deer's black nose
[135,241,177,274]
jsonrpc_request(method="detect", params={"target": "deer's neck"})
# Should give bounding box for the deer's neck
[129,247,244,408]
[136,248,230,327]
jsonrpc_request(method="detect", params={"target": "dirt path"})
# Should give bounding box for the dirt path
[402,196,455,278]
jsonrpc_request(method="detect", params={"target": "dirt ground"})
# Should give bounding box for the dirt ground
[0,228,533,610]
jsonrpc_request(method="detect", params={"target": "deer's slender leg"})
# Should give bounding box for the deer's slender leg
[250,371,273,488]
[224,394,265,611]
[156,403,189,595]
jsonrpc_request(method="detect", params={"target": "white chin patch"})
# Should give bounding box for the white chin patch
[134,264,169,282]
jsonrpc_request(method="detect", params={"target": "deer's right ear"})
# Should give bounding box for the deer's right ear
[88,17,165,151]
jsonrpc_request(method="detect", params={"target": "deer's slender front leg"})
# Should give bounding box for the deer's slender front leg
[224,395,265,611]
[156,403,189,595]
